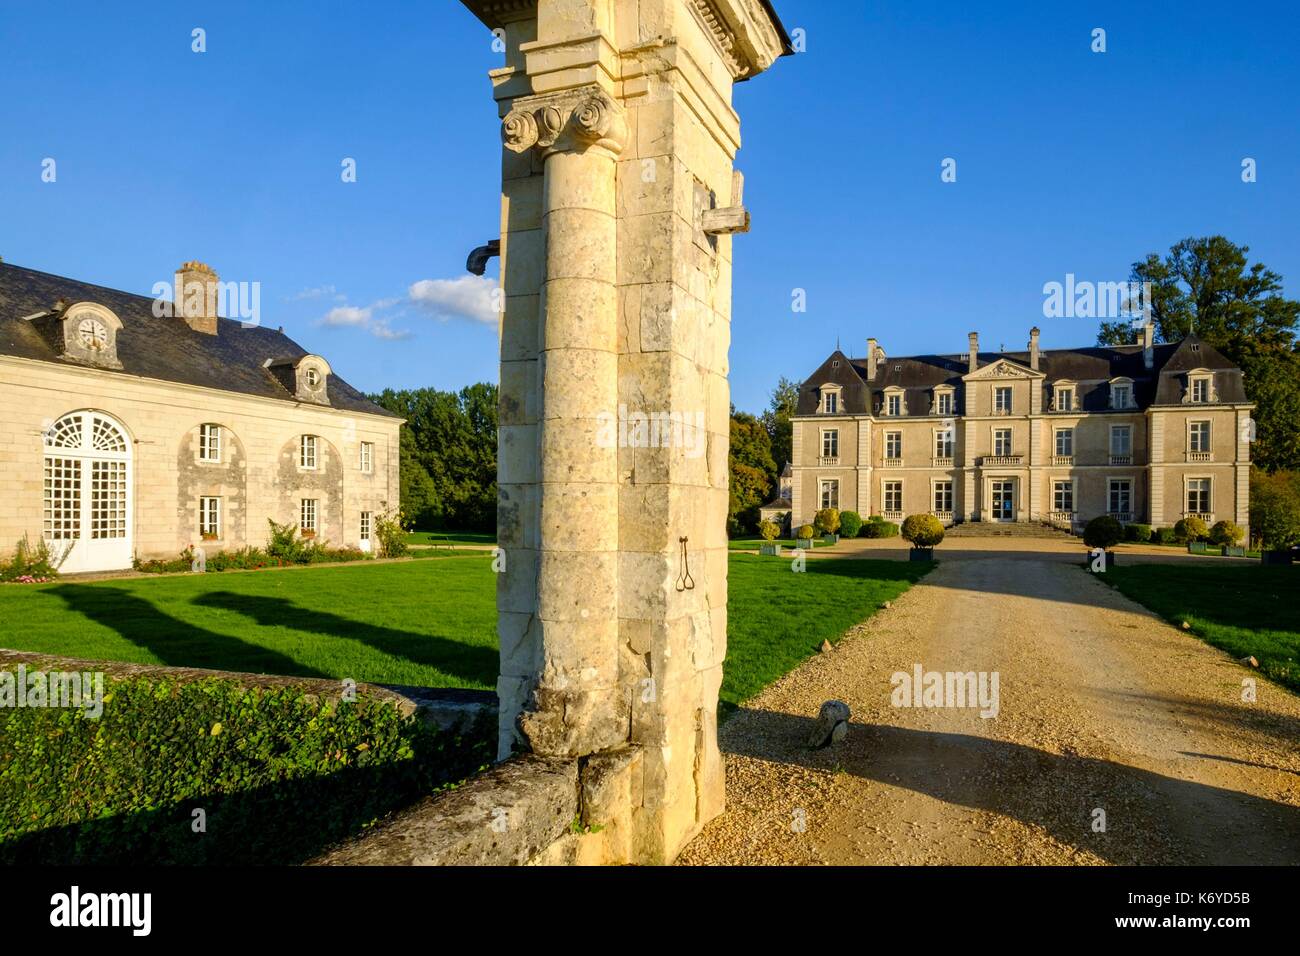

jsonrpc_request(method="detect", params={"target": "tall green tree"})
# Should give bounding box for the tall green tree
[370,383,499,530]
[728,408,776,535]
[1097,236,1300,471]
[761,376,800,471]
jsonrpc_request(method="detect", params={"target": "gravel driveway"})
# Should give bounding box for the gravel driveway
[678,556,1300,865]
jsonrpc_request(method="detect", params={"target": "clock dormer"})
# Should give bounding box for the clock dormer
[58,302,123,369]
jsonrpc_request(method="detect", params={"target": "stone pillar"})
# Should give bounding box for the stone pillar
[465,0,789,863]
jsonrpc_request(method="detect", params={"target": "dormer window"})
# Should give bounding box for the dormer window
[304,367,321,388]
[1109,379,1134,410]
[882,387,905,417]
[265,354,333,406]
[1186,371,1214,404]
[819,385,842,415]
[933,387,954,416]
[1053,383,1075,412]
[34,301,124,369]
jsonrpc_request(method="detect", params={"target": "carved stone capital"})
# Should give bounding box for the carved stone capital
[500,89,628,158]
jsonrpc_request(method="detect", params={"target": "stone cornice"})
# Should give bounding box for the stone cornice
[687,0,788,80]
[461,0,537,29]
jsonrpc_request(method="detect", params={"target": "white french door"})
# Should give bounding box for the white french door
[42,411,133,573]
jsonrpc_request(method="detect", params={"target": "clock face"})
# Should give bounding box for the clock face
[77,317,108,350]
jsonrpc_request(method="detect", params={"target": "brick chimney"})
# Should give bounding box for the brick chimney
[1029,326,1040,371]
[1141,319,1154,369]
[866,337,879,380]
[968,331,979,374]
[175,261,220,335]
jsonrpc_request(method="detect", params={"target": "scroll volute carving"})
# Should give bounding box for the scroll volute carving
[501,91,627,157]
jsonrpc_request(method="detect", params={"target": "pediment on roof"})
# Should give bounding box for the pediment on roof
[962,358,1043,381]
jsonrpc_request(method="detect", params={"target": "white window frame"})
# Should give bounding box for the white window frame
[360,510,372,542]
[199,496,221,538]
[1188,420,1211,453]
[1052,480,1074,514]
[882,480,903,513]
[993,427,1013,456]
[884,430,902,460]
[1109,424,1132,456]
[301,498,318,533]
[932,480,953,513]
[994,386,1013,415]
[1110,378,1134,410]
[1054,428,1073,457]
[360,441,374,473]
[935,389,954,416]
[819,478,839,510]
[199,424,222,463]
[933,428,954,459]
[1186,476,1212,514]
[1188,372,1213,404]
[820,386,841,415]
[1108,478,1133,517]
[1053,384,1075,412]
[821,429,839,459]
[300,435,318,470]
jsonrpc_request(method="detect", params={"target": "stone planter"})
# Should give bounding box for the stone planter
[759,542,780,556]
[1187,541,1208,554]
[796,538,813,550]
[1085,550,1116,571]
[1262,549,1294,566]
[1223,546,1246,558]
[909,546,934,562]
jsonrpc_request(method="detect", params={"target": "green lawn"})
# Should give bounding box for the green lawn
[404,530,496,547]
[0,554,928,708]
[1102,564,1300,693]
[727,536,834,550]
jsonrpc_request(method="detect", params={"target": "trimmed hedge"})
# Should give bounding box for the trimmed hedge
[839,511,863,539]
[0,672,492,864]
[1124,523,1152,543]
[862,517,900,539]
[1153,527,1177,545]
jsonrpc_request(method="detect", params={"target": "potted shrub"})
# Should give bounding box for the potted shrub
[795,524,815,549]
[839,510,863,539]
[757,519,781,556]
[1174,516,1208,551]
[1208,520,1245,557]
[814,508,840,544]
[1083,515,1123,570]
[900,513,944,561]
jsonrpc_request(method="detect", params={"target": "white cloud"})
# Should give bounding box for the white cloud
[408,275,499,325]
[290,284,337,301]
[319,301,411,341]
[321,304,373,328]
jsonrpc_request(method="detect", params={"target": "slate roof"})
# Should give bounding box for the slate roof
[796,335,1247,416]
[0,262,397,418]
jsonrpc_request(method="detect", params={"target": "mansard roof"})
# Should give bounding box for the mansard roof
[0,262,397,418]
[795,334,1247,416]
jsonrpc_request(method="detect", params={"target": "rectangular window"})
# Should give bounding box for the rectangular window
[90,461,127,540]
[994,387,1012,414]
[933,481,953,513]
[1055,388,1074,411]
[1187,478,1211,514]
[994,428,1012,456]
[1192,378,1209,403]
[819,479,839,510]
[822,430,838,458]
[199,496,221,537]
[1189,421,1210,452]
[360,511,372,542]
[1108,480,1132,516]
[1053,481,1074,514]
[883,481,903,512]
[300,435,318,469]
[1112,384,1131,408]
[936,392,953,415]
[1055,428,1073,456]
[199,424,222,463]
[823,392,838,414]
[934,429,953,458]
[887,394,901,416]
[301,498,318,533]
[1110,425,1132,456]
[360,441,374,473]
[43,457,81,540]
[885,431,902,459]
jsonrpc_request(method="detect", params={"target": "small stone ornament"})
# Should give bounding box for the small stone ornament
[807,699,851,749]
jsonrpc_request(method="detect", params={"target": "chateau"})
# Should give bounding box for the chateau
[0,261,401,573]
[789,323,1253,536]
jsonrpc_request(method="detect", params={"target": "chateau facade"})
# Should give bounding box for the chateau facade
[790,324,1252,537]
[0,261,401,573]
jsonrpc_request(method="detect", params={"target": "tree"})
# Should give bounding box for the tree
[728,410,776,535]
[1250,469,1300,549]
[761,376,800,472]
[370,384,499,530]
[1097,237,1300,470]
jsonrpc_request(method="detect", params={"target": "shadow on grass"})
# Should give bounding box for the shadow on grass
[721,709,1300,865]
[45,584,332,679]
[191,591,497,686]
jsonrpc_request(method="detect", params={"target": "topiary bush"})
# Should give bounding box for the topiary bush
[900,513,945,548]
[1208,520,1243,547]
[1173,516,1209,543]
[1124,523,1152,543]
[838,511,863,539]
[0,670,493,865]
[797,524,815,540]
[1083,515,1123,550]
[1153,527,1176,545]
[862,517,900,539]
[813,508,841,535]
[758,519,780,542]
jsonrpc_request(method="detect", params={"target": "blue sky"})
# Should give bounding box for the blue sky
[1,1,1296,413]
